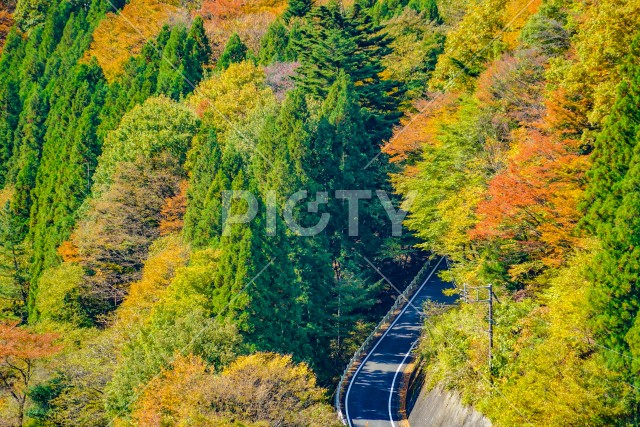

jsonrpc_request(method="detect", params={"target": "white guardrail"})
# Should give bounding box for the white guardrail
[334,258,435,424]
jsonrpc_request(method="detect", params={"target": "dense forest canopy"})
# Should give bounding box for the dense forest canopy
[0,0,638,425]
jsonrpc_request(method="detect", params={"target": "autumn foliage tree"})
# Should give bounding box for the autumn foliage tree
[132,353,338,426]
[199,0,244,20]
[470,128,588,269]
[0,7,13,54]
[74,155,185,318]
[87,0,182,81]
[383,92,459,164]
[159,180,188,236]
[0,322,61,426]
[132,354,213,427]
[208,353,337,425]
[198,0,286,57]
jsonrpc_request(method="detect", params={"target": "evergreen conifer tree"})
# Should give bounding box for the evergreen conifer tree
[247,77,381,375]
[183,127,225,248]
[584,38,640,375]
[9,85,47,239]
[188,16,212,79]
[157,25,191,99]
[294,2,405,144]
[407,0,442,23]
[217,33,248,71]
[27,62,107,304]
[284,0,313,21]
[258,19,293,64]
[0,78,20,185]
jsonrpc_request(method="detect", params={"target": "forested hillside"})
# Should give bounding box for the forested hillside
[0,0,638,425]
[392,0,640,425]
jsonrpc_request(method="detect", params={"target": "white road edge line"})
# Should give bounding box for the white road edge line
[344,256,445,427]
[389,339,418,427]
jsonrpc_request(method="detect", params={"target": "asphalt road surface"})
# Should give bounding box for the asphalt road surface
[344,257,455,427]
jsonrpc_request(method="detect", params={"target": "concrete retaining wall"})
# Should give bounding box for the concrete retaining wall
[407,384,491,427]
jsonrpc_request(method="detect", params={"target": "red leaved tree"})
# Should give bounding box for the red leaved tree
[0,322,62,426]
[200,0,245,20]
[470,127,589,267]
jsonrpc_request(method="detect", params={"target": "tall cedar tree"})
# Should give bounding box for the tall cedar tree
[258,19,295,65]
[251,89,336,373]
[216,33,248,71]
[584,38,640,378]
[0,29,22,186]
[284,0,312,21]
[370,0,442,23]
[9,86,46,240]
[184,126,310,356]
[250,76,381,377]
[157,21,211,99]
[409,0,442,22]
[210,157,308,357]
[294,1,405,144]
[306,74,382,377]
[27,62,107,313]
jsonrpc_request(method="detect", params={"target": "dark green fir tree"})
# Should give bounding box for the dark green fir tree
[217,33,248,71]
[258,19,294,64]
[284,0,313,21]
[294,1,405,144]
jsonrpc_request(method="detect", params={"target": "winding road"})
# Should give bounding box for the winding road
[343,257,455,427]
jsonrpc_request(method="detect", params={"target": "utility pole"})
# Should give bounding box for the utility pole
[488,283,493,370]
[462,283,498,374]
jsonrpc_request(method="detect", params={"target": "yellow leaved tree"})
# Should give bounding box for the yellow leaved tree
[187,61,275,142]
[429,0,541,92]
[86,0,182,81]
[115,235,189,328]
[130,353,340,426]
[198,0,286,57]
[555,0,640,126]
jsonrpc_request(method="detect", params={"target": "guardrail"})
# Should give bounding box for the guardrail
[334,257,436,425]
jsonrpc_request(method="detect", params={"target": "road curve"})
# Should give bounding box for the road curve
[344,257,455,427]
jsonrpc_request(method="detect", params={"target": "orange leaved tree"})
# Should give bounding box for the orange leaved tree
[0,322,62,426]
